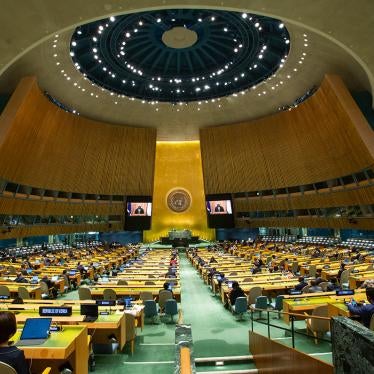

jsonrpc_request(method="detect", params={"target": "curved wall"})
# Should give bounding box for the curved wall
[0,76,156,195]
[200,75,374,194]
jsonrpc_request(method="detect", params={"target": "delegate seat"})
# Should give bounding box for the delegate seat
[164,299,178,322]
[18,286,31,300]
[305,305,330,344]
[231,296,248,320]
[78,287,92,300]
[0,285,10,298]
[103,289,117,300]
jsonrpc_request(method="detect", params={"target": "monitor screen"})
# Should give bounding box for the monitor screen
[205,194,234,228]
[96,300,116,306]
[39,306,72,316]
[69,270,76,276]
[20,318,52,340]
[127,202,152,217]
[80,304,99,317]
[124,196,152,230]
[206,200,232,215]
[336,289,355,296]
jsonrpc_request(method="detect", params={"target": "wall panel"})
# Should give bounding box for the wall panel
[0,76,156,195]
[200,75,374,194]
[0,222,122,240]
[236,217,374,230]
[234,184,374,212]
[0,197,124,216]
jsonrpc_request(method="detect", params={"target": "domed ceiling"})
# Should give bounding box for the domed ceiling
[70,9,290,103]
[0,2,372,140]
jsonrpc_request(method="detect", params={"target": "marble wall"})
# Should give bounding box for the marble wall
[331,316,374,374]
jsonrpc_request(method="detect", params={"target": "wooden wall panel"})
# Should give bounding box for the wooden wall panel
[0,76,156,195]
[200,75,374,194]
[236,217,374,230]
[0,197,123,216]
[0,222,122,240]
[249,331,333,374]
[234,184,374,212]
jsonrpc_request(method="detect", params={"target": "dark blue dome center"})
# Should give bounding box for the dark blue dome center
[71,9,290,103]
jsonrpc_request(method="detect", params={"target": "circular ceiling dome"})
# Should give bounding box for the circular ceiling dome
[70,9,290,103]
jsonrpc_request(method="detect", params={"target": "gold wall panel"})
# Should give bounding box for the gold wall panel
[0,76,156,195]
[200,75,374,194]
[144,141,214,242]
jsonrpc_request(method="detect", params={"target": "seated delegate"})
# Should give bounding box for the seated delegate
[347,287,374,328]
[0,311,29,374]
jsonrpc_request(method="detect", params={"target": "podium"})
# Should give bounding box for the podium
[160,229,199,247]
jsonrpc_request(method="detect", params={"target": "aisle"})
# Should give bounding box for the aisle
[180,253,251,358]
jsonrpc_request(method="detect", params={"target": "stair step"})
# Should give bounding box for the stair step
[195,355,253,363]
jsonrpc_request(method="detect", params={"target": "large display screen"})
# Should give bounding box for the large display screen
[125,196,152,230]
[126,202,152,216]
[206,194,234,228]
[206,200,232,215]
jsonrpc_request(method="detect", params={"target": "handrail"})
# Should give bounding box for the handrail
[249,306,331,320]
[180,347,192,374]
[249,306,333,348]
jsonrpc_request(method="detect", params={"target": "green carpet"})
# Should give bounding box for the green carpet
[61,252,332,372]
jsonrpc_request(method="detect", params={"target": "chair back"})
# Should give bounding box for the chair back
[366,264,374,271]
[310,305,330,332]
[229,272,237,276]
[103,288,117,300]
[7,266,16,275]
[248,286,262,304]
[117,279,128,285]
[0,285,10,297]
[266,256,272,265]
[63,275,70,288]
[308,265,317,277]
[254,296,268,310]
[0,361,17,374]
[78,287,92,300]
[274,295,284,311]
[148,275,155,278]
[144,300,157,317]
[340,269,350,284]
[243,277,253,282]
[318,282,329,292]
[291,262,298,274]
[302,285,310,294]
[40,281,49,294]
[234,297,248,314]
[18,286,30,299]
[144,281,155,285]
[159,290,173,309]
[140,291,153,302]
[164,299,178,316]
[125,313,136,341]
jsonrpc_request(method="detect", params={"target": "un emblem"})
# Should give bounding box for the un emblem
[167,189,191,213]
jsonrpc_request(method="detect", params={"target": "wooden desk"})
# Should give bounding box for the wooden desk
[2,284,41,299]
[89,286,181,302]
[12,325,88,374]
[8,308,127,351]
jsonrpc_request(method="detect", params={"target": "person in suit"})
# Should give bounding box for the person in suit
[134,205,144,214]
[293,276,307,291]
[347,287,374,328]
[308,279,323,293]
[214,203,225,212]
[14,273,28,283]
[0,311,29,374]
[229,281,245,306]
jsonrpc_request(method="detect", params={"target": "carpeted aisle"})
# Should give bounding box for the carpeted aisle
[179,253,251,358]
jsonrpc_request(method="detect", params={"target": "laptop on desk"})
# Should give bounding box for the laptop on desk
[81,304,99,322]
[30,276,39,284]
[16,317,52,346]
